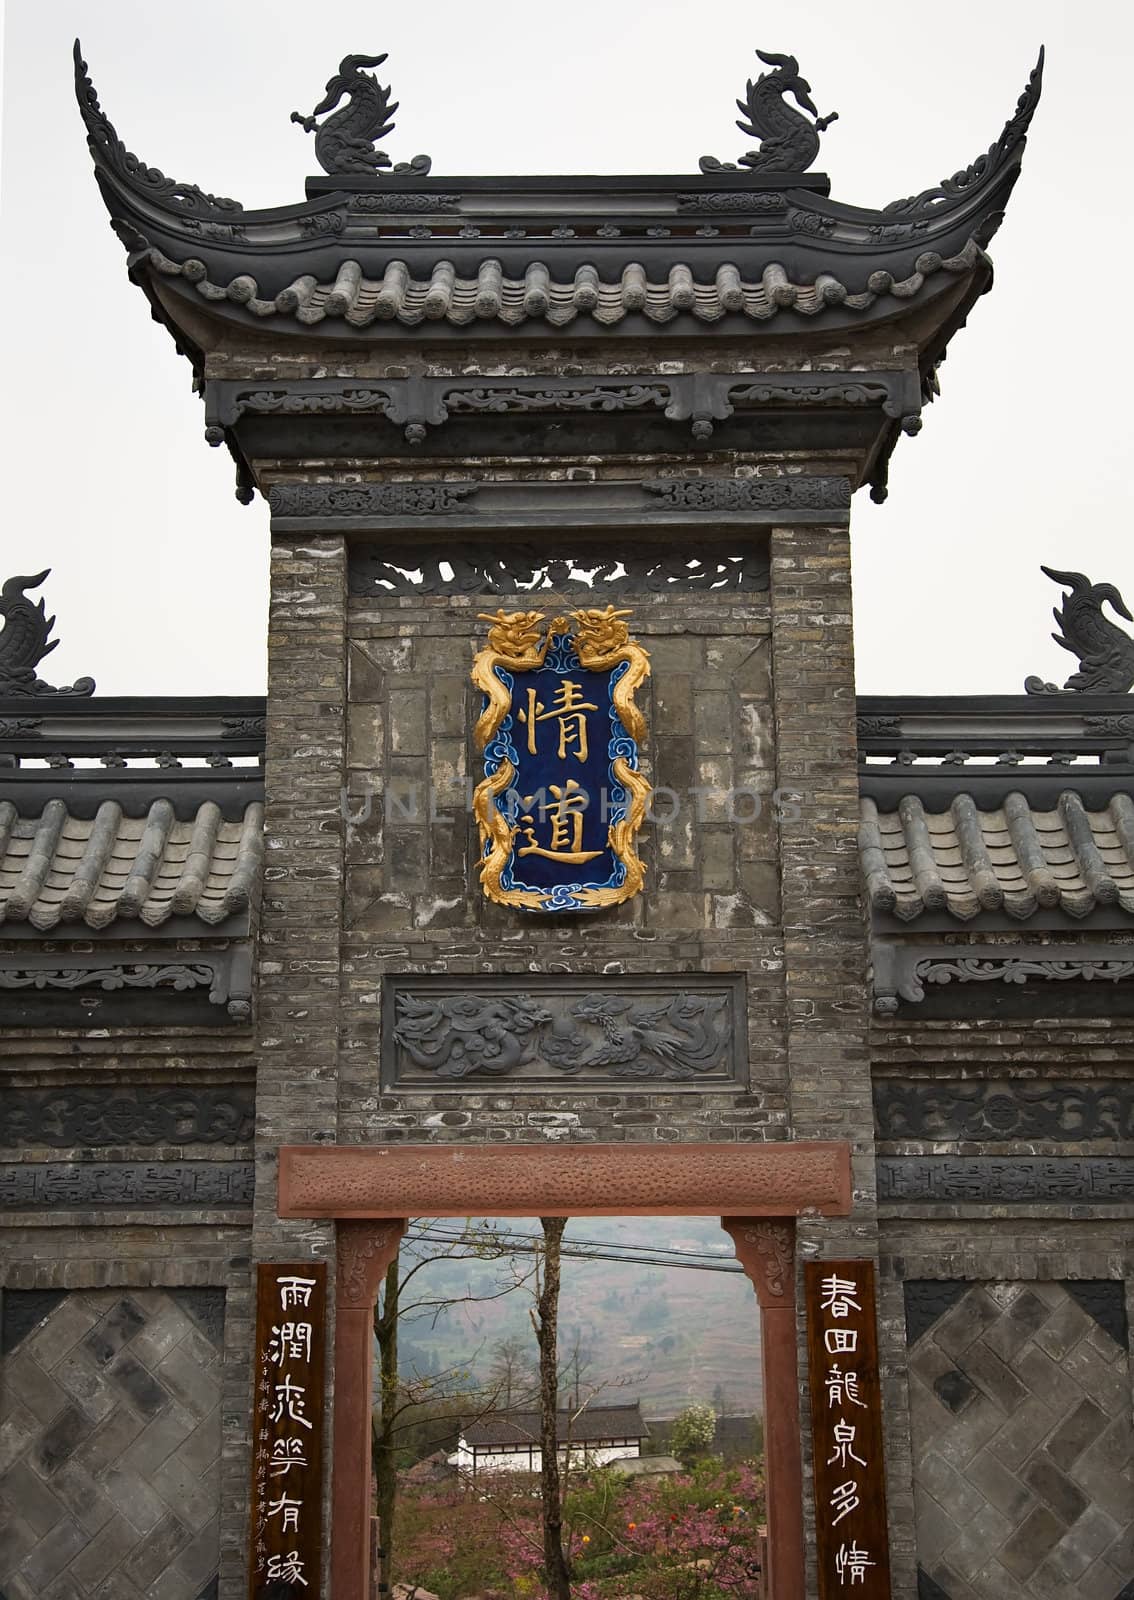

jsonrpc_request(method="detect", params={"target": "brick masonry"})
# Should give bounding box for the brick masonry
[3,340,1130,1600]
[904,1279,1133,1599]
[0,1286,224,1600]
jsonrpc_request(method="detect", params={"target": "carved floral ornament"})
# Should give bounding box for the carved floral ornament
[471,606,650,913]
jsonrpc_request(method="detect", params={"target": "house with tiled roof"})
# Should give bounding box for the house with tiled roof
[450,1402,648,1476]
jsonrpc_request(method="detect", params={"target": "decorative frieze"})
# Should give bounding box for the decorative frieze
[0,1087,255,1148]
[0,948,253,1021]
[642,476,850,511]
[0,962,216,994]
[0,1161,255,1210]
[207,368,921,446]
[349,543,770,597]
[383,974,746,1086]
[874,1079,1134,1143]
[871,942,1134,1014]
[877,1156,1134,1204]
[270,482,478,518]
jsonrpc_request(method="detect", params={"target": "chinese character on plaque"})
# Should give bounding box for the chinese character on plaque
[249,1263,326,1599]
[805,1260,891,1598]
[471,607,650,912]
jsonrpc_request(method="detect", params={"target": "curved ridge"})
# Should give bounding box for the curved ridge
[73,39,244,218]
[883,47,1044,219]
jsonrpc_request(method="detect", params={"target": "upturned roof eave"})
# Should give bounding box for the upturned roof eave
[76,43,1041,335]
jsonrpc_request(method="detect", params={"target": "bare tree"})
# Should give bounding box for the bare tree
[372,1222,534,1593]
[488,1332,538,1410]
[531,1216,572,1600]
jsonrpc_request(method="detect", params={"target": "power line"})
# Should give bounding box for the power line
[407,1220,739,1264]
[404,1225,745,1275]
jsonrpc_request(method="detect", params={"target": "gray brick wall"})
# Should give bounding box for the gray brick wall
[904,1279,1133,1599]
[0,1286,224,1600]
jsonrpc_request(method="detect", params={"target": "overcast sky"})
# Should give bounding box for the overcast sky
[1,2,1129,697]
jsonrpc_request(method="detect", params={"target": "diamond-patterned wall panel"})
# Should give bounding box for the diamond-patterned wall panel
[0,1288,223,1600]
[906,1280,1134,1599]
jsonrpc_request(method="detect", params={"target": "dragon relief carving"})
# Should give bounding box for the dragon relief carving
[390,989,733,1081]
[700,49,837,175]
[1024,565,1134,694]
[292,53,431,176]
[0,572,95,697]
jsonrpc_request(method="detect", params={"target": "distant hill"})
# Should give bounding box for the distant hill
[394,1216,763,1419]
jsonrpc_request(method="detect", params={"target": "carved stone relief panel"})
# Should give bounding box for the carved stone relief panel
[873,1079,1134,1143]
[381,973,747,1089]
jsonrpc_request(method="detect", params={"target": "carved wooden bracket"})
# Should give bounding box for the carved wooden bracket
[722,1217,796,1308]
[336,1220,405,1309]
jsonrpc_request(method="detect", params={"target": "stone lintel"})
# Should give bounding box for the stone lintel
[277,1140,852,1219]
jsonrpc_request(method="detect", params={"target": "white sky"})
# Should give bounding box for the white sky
[1,1,1129,697]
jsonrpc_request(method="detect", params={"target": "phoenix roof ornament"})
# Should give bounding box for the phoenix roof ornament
[1024,565,1134,695]
[291,53,431,177]
[700,49,837,175]
[0,571,95,698]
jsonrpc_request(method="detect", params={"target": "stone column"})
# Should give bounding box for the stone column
[333,1221,406,1600]
[245,534,349,1594]
[723,1218,804,1600]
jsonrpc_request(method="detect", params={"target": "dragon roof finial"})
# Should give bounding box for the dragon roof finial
[291,53,432,177]
[0,571,96,698]
[1024,564,1134,695]
[700,47,837,175]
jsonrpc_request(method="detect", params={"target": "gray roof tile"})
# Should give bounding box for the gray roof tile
[0,799,262,931]
[860,793,1134,922]
[145,240,982,329]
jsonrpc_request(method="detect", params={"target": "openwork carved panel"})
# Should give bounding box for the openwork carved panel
[349,543,770,597]
[382,974,746,1087]
[278,1141,852,1219]
[0,1086,255,1147]
[874,1080,1134,1143]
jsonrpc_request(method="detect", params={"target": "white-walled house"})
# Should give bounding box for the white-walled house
[449,1402,649,1476]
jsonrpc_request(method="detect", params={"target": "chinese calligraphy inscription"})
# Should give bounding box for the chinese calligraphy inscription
[805,1260,891,1597]
[249,1263,327,1598]
[471,606,650,912]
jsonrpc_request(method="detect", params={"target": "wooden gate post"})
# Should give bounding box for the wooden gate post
[332,1220,406,1600]
[723,1218,804,1600]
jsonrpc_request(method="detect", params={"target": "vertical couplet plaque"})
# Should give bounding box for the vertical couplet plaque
[249,1262,327,1598]
[805,1260,892,1596]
